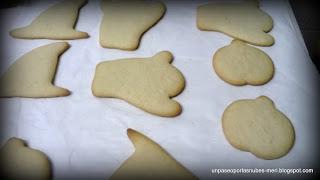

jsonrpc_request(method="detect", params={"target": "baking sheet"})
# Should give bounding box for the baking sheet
[0,0,320,179]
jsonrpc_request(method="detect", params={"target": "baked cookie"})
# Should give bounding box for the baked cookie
[0,138,51,179]
[0,42,70,98]
[92,51,185,117]
[110,129,197,179]
[222,96,295,160]
[10,0,89,40]
[100,0,166,50]
[213,40,274,86]
[197,0,274,46]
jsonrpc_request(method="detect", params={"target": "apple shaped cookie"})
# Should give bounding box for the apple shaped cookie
[92,51,185,117]
[110,129,197,179]
[222,96,295,160]
[213,40,274,86]
[100,0,166,50]
[0,138,51,179]
[10,0,89,40]
[197,0,274,46]
[0,42,70,98]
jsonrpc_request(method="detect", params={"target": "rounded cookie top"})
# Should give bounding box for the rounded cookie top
[222,96,295,160]
[213,40,274,86]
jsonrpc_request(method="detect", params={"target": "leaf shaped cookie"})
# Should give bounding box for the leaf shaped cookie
[0,138,51,179]
[213,40,274,86]
[0,42,70,98]
[10,0,89,40]
[222,96,295,160]
[100,0,166,50]
[92,51,185,117]
[110,129,197,179]
[197,0,274,46]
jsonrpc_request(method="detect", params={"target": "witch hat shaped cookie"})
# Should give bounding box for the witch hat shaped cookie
[0,42,70,98]
[100,0,166,50]
[0,138,51,179]
[92,51,185,117]
[10,0,89,40]
[197,0,274,46]
[110,129,197,179]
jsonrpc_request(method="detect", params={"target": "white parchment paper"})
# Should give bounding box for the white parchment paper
[0,0,319,179]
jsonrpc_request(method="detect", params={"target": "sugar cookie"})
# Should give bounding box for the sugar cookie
[197,0,274,46]
[92,51,185,117]
[10,0,89,40]
[0,42,70,98]
[213,40,274,86]
[110,129,197,179]
[100,0,166,50]
[222,96,295,160]
[0,138,51,179]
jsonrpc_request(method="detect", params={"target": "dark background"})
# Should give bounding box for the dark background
[290,0,320,73]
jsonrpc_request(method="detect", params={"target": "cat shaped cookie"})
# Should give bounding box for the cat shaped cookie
[92,51,185,117]
[110,129,197,179]
[0,138,51,179]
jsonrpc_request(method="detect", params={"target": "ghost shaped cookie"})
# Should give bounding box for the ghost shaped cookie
[0,42,70,98]
[10,0,89,40]
[110,129,197,179]
[197,0,274,46]
[222,96,295,160]
[92,51,185,117]
[0,138,51,179]
[213,40,274,86]
[100,0,166,50]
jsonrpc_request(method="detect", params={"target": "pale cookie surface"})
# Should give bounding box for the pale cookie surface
[197,1,274,46]
[92,51,185,117]
[110,129,197,179]
[213,40,274,86]
[10,0,89,40]
[0,138,51,179]
[100,0,166,50]
[222,96,295,160]
[0,42,70,98]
